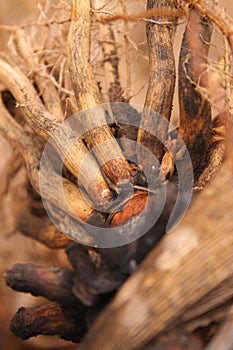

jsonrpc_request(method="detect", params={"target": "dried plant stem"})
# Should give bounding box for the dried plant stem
[194,141,225,190]
[119,0,131,100]
[93,0,125,105]
[100,22,126,103]
[0,95,96,223]
[0,59,58,139]
[17,211,71,249]
[0,59,113,205]
[137,0,176,181]
[67,0,133,188]
[182,0,233,52]
[0,94,41,192]
[15,29,64,120]
[223,35,233,116]
[100,7,185,24]
[0,18,71,32]
[178,7,213,179]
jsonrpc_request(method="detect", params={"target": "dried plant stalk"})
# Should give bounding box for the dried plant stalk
[178,7,213,179]
[102,24,126,103]
[93,0,126,105]
[137,0,176,181]
[119,0,131,100]
[0,59,113,205]
[0,93,41,191]
[101,7,185,24]
[181,0,233,52]
[67,0,133,188]
[17,211,71,249]
[0,94,97,223]
[14,29,64,120]
[194,141,225,190]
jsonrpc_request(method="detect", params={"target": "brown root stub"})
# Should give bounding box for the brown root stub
[17,211,72,249]
[5,263,80,306]
[10,303,86,342]
[66,244,125,306]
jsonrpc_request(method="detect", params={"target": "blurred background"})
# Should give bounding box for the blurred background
[0,1,232,349]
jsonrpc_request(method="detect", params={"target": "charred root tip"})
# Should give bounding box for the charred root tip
[4,263,82,307]
[10,303,86,342]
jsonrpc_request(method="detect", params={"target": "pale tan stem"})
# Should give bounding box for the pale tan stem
[67,0,133,187]
[137,0,176,184]
[97,19,125,104]
[15,29,64,121]
[0,94,96,222]
[182,0,233,52]
[119,0,131,100]
[100,7,184,24]
[0,59,112,205]
[17,210,72,249]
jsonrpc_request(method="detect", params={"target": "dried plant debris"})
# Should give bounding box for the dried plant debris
[0,0,232,349]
